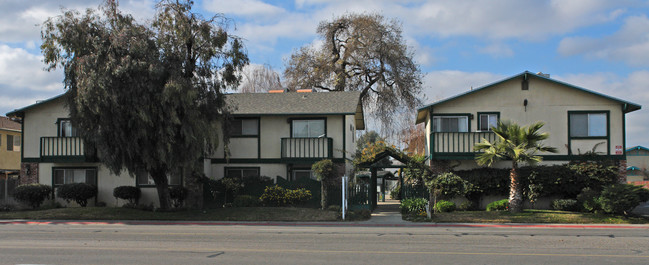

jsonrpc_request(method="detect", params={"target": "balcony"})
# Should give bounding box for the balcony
[40,137,96,162]
[281,137,333,160]
[431,132,497,159]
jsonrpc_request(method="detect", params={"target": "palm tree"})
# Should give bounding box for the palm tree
[474,121,557,213]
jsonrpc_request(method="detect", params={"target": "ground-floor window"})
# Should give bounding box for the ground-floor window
[225,167,260,179]
[292,169,316,181]
[53,167,97,186]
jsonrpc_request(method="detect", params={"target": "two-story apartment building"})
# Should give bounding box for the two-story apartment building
[7,91,364,207]
[416,71,641,171]
[206,91,364,181]
[0,116,21,201]
[626,146,649,182]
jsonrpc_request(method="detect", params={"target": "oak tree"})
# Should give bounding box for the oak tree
[284,13,423,130]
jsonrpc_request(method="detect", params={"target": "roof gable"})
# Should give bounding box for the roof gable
[416,71,642,123]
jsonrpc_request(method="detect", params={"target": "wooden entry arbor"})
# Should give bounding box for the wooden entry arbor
[356,149,431,210]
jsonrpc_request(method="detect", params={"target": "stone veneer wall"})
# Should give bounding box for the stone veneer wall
[19,162,39,185]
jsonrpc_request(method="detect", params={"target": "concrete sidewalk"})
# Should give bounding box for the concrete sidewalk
[360,199,407,224]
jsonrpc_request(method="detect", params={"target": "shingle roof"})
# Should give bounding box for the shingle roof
[0,116,20,131]
[226,91,365,129]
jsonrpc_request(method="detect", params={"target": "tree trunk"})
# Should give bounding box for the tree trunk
[508,165,523,213]
[151,167,171,210]
[321,180,328,209]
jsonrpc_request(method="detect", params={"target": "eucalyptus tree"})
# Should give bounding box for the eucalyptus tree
[41,0,248,209]
[284,13,423,132]
[474,121,557,212]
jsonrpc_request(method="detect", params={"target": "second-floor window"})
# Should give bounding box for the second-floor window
[569,112,607,137]
[231,118,258,136]
[292,119,325,138]
[59,120,78,137]
[432,116,468,132]
[478,113,498,131]
[6,134,20,151]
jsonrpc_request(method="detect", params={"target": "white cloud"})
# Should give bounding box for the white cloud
[0,45,62,92]
[478,42,514,58]
[559,15,649,66]
[204,0,285,17]
[421,70,505,102]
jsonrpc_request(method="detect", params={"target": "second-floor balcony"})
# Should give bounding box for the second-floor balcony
[431,132,497,159]
[40,137,96,162]
[281,137,333,160]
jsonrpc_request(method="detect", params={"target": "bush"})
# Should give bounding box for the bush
[434,200,456,213]
[113,186,141,205]
[426,172,469,201]
[0,202,16,212]
[169,186,188,208]
[260,185,312,207]
[551,199,579,211]
[577,188,600,212]
[232,195,259,207]
[486,199,509,211]
[400,198,428,215]
[14,184,52,209]
[598,184,649,215]
[458,201,476,211]
[57,183,97,207]
[390,185,401,200]
[240,175,274,197]
[327,205,341,212]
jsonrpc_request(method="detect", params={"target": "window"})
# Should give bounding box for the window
[59,120,78,137]
[6,135,20,151]
[570,112,607,137]
[225,167,260,179]
[231,118,258,136]
[136,169,181,186]
[292,119,325,138]
[432,116,468,132]
[478,113,499,131]
[53,168,97,186]
[292,169,315,181]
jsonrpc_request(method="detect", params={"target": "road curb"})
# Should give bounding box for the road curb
[1,220,649,229]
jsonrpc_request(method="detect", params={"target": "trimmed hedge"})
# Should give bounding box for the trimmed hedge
[400,198,428,215]
[551,199,579,211]
[113,186,141,205]
[259,185,312,207]
[486,199,509,211]
[434,200,456,213]
[598,184,649,215]
[57,183,97,207]
[14,184,52,209]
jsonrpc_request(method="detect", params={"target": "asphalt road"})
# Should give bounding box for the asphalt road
[1,223,649,265]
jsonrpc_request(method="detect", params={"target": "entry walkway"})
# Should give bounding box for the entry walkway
[361,199,407,224]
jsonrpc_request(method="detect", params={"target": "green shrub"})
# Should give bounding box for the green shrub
[486,199,509,211]
[390,185,401,200]
[240,175,274,197]
[458,201,475,211]
[169,186,188,208]
[113,186,141,205]
[14,184,52,209]
[426,172,469,201]
[598,184,649,215]
[260,185,312,206]
[434,200,456,213]
[232,195,259,207]
[551,199,579,211]
[577,188,600,212]
[400,198,428,215]
[57,183,97,207]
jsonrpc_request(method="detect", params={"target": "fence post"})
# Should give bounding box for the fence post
[341,175,347,220]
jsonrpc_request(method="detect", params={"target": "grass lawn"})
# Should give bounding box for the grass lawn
[0,206,340,222]
[426,209,649,224]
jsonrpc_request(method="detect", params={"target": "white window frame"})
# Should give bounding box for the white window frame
[569,112,608,138]
[292,119,325,138]
[478,113,499,132]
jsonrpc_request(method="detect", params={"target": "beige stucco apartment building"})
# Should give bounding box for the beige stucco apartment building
[0,116,21,201]
[416,71,641,173]
[7,91,364,207]
[626,146,649,182]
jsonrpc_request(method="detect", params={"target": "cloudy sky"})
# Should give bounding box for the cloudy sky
[1,0,648,147]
